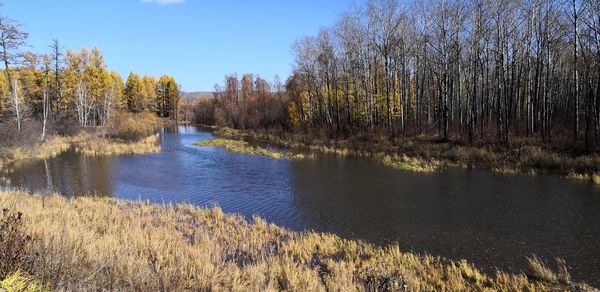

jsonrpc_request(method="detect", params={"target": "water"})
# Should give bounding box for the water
[4,125,600,285]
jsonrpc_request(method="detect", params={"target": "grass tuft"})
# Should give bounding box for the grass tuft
[526,256,557,283]
[0,270,46,292]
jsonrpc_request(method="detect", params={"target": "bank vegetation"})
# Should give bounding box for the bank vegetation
[0,190,595,291]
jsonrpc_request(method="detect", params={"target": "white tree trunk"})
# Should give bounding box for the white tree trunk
[41,90,49,141]
[10,78,22,132]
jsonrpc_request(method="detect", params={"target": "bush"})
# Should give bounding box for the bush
[0,209,32,279]
[108,111,161,141]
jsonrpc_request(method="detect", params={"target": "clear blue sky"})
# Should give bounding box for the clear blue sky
[4,0,356,92]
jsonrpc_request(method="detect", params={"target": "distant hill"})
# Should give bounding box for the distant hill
[181,91,214,101]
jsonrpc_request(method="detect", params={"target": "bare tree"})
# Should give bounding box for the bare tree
[0,15,28,131]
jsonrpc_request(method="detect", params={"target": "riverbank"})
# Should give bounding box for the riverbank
[0,112,165,173]
[0,190,593,291]
[0,132,160,166]
[209,127,600,182]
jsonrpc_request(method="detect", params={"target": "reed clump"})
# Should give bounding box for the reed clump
[0,190,594,291]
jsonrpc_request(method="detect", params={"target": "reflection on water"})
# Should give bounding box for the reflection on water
[3,125,600,285]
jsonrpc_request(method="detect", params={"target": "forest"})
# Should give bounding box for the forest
[195,0,600,150]
[0,15,181,141]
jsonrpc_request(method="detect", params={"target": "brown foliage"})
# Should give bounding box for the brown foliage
[0,208,32,279]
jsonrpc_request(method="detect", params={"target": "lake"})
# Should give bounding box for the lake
[4,125,600,286]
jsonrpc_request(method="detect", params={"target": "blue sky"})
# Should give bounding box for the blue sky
[4,0,356,91]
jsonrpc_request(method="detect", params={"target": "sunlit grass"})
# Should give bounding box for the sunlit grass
[0,270,45,292]
[380,154,439,173]
[0,190,593,291]
[72,132,160,156]
[194,138,310,160]
[0,135,71,166]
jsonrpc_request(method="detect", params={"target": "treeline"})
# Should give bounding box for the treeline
[197,0,600,149]
[193,73,288,129]
[0,14,180,140]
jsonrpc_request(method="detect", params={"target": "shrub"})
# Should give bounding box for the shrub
[0,209,32,279]
[108,111,160,141]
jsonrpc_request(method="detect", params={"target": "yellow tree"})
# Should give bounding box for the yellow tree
[124,72,144,113]
[86,47,109,125]
[157,75,180,119]
[142,75,158,113]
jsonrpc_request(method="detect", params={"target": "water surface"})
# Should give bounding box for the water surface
[4,126,600,285]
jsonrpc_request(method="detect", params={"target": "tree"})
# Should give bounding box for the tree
[40,54,51,140]
[50,39,62,116]
[0,15,28,131]
[142,75,158,113]
[124,72,144,113]
[157,75,180,119]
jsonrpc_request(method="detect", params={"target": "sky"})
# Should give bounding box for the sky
[3,0,356,92]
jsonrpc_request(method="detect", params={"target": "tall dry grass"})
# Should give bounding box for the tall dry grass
[0,190,594,291]
[72,132,160,156]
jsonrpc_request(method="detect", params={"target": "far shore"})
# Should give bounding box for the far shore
[201,126,600,183]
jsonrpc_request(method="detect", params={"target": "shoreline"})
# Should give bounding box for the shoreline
[0,190,593,291]
[0,132,161,171]
[204,126,600,183]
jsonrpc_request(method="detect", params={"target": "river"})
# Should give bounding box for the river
[4,125,600,285]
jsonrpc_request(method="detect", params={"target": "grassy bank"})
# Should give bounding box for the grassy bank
[194,138,310,160]
[211,127,600,181]
[0,190,593,291]
[0,132,160,165]
[0,135,72,169]
[0,112,163,171]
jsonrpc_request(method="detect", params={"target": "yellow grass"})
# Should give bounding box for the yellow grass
[0,136,71,166]
[72,132,160,156]
[380,154,440,173]
[0,190,594,291]
[0,270,45,292]
[592,173,600,185]
[0,132,160,169]
[194,138,310,160]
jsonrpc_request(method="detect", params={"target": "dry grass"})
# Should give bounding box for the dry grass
[0,136,71,166]
[0,190,594,291]
[380,154,440,173]
[0,133,160,168]
[194,138,310,160]
[72,132,160,156]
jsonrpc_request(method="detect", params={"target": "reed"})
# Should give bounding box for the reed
[0,190,594,291]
